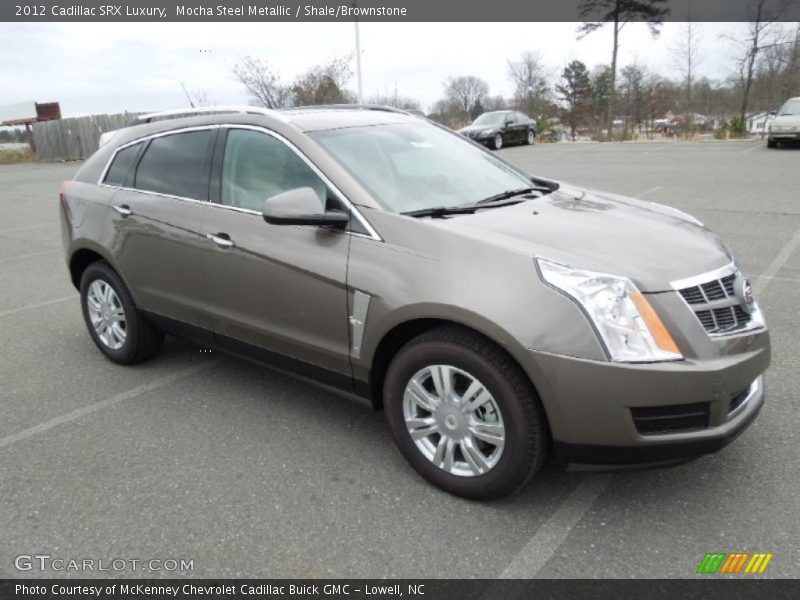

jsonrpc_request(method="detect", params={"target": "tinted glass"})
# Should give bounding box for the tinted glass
[473,113,505,126]
[104,143,141,186]
[311,123,532,214]
[134,130,213,199]
[221,129,327,212]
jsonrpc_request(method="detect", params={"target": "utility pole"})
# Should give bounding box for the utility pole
[180,82,195,108]
[352,2,363,103]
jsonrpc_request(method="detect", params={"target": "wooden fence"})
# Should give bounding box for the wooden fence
[32,113,141,162]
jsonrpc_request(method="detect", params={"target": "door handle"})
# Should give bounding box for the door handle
[113,205,132,217]
[206,233,235,249]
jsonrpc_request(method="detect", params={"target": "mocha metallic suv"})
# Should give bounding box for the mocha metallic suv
[60,105,770,499]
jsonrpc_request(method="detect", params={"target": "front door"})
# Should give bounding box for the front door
[200,127,352,382]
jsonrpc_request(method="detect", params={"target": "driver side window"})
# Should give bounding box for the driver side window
[220,128,327,212]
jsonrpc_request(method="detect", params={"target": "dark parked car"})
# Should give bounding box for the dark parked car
[458,110,537,150]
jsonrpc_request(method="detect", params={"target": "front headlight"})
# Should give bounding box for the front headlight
[536,258,683,363]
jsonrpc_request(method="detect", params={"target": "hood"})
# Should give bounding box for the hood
[772,113,800,128]
[430,185,733,292]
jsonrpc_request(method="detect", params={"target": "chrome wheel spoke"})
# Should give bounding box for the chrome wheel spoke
[407,417,439,440]
[405,378,439,412]
[429,365,453,401]
[460,380,491,413]
[469,421,505,447]
[461,437,490,475]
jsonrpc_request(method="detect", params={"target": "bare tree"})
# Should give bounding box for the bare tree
[367,87,421,110]
[723,0,795,124]
[507,51,552,116]
[231,56,290,108]
[442,76,490,119]
[291,56,354,106]
[577,0,670,138]
[670,22,704,112]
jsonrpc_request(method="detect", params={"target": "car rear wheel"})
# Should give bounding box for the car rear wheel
[526,130,535,145]
[80,261,164,365]
[492,133,503,150]
[383,325,548,499]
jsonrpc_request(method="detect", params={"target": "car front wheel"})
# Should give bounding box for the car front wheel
[767,138,778,148]
[526,130,535,145]
[492,133,503,150]
[383,326,548,499]
[80,261,164,365]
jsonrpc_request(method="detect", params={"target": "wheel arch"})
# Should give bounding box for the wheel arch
[366,314,553,432]
[68,243,137,304]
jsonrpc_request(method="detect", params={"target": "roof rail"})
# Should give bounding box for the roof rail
[283,104,413,116]
[138,105,290,124]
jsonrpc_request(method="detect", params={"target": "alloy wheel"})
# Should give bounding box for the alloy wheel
[86,280,127,350]
[403,365,505,477]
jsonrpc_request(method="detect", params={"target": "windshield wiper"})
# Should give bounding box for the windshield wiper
[403,205,478,218]
[475,187,539,205]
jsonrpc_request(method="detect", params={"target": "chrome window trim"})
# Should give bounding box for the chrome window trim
[96,123,382,242]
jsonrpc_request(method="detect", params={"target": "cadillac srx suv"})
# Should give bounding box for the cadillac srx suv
[60,105,770,499]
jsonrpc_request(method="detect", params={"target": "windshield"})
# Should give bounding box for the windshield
[778,99,800,116]
[310,123,534,213]
[472,112,507,126]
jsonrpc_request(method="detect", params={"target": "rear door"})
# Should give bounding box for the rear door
[103,127,217,332]
[200,126,352,382]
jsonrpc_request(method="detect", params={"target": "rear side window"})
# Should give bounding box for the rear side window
[103,143,142,187]
[134,130,214,199]
[220,129,327,212]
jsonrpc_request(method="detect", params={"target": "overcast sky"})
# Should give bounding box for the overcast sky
[0,22,772,116]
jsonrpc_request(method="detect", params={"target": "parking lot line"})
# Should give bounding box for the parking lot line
[0,360,218,451]
[0,294,76,319]
[498,475,613,578]
[741,143,761,154]
[754,226,800,295]
[637,186,663,198]
[0,222,57,234]
[0,249,58,265]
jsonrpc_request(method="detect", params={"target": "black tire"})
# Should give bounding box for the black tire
[383,325,549,500]
[526,129,536,145]
[767,138,778,148]
[492,133,503,151]
[79,261,164,365]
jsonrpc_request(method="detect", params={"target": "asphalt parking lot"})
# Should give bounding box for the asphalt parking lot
[1,139,798,579]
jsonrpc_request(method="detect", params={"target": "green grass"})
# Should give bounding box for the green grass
[0,148,35,164]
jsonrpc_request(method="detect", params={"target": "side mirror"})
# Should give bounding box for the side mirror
[504,119,513,126]
[262,187,350,227]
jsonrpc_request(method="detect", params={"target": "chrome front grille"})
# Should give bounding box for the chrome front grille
[673,266,762,336]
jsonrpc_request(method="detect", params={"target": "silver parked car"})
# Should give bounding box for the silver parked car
[60,105,770,499]
[767,97,800,147]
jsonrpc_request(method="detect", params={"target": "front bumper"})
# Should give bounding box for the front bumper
[522,331,770,468]
[460,132,493,146]
[769,132,800,141]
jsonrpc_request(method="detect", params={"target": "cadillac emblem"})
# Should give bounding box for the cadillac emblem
[735,276,756,314]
